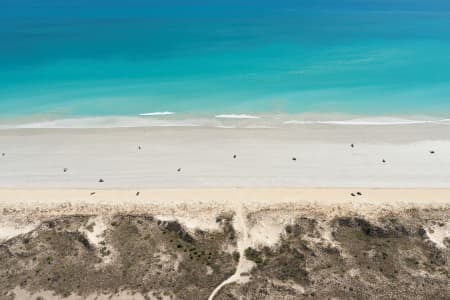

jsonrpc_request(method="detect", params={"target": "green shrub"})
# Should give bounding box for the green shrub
[244,247,263,264]
[232,251,240,262]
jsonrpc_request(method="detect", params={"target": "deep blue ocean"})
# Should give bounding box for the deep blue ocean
[1,0,450,126]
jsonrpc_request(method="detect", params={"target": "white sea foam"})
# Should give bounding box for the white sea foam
[139,111,175,116]
[216,125,238,129]
[215,114,260,119]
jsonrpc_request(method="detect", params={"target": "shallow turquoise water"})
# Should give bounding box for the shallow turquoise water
[1,1,450,122]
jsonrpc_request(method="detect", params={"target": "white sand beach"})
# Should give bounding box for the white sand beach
[0,124,449,188]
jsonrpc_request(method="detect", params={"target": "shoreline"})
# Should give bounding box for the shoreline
[1,122,449,141]
[0,113,450,129]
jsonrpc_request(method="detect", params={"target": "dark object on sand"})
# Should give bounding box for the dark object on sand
[90,192,96,196]
[292,157,297,161]
[430,150,435,154]
[177,168,181,172]
[63,168,68,172]
[351,193,356,197]
[138,146,142,150]
[1,153,4,157]
[350,144,354,148]
[136,192,140,196]
[99,178,104,183]
[382,159,386,163]
[357,192,362,196]
[233,154,237,159]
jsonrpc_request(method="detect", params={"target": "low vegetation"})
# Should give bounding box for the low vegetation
[0,215,237,299]
[217,209,450,300]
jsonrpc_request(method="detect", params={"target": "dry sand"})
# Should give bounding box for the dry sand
[0,125,449,188]
[1,187,450,212]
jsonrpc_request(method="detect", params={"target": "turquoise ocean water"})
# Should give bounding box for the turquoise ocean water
[1,1,450,126]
